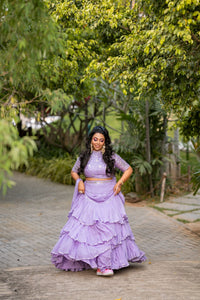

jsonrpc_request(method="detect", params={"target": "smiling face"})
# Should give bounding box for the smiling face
[91,132,105,151]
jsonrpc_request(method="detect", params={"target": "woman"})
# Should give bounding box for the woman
[51,126,146,276]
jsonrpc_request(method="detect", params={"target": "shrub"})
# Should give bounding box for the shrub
[19,153,76,186]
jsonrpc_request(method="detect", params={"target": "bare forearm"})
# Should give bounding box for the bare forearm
[118,166,133,185]
[114,166,133,195]
[71,171,81,181]
[71,171,85,193]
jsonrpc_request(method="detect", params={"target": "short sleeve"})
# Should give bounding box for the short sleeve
[72,157,80,173]
[114,153,130,172]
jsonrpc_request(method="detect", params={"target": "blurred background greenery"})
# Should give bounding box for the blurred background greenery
[1,0,200,197]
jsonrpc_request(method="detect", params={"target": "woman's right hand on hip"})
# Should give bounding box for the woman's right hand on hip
[78,180,85,194]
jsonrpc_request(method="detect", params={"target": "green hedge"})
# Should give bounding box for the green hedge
[19,154,76,186]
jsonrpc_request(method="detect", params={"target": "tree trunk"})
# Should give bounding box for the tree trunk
[135,168,143,194]
[160,115,168,177]
[145,100,154,196]
[174,128,180,178]
[103,102,106,127]
[85,102,89,139]
[130,0,135,8]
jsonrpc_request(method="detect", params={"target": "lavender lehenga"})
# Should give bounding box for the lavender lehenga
[51,151,147,272]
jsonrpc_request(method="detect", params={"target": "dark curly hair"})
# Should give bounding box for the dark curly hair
[78,126,115,176]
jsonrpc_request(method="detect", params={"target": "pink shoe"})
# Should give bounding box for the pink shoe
[96,268,114,276]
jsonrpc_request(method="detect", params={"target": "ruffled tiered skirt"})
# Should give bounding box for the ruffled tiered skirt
[51,178,146,271]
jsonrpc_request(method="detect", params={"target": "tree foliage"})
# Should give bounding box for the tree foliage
[0,0,60,113]
[0,120,37,195]
[191,169,200,195]
[85,0,200,113]
[35,0,132,149]
[0,0,60,193]
[1,0,199,194]
[114,96,168,192]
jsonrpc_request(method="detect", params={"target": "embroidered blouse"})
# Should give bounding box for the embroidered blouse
[72,151,130,178]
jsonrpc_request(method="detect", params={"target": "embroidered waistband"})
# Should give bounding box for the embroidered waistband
[85,178,113,183]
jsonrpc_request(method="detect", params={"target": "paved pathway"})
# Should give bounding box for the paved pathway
[0,172,200,300]
[152,193,200,235]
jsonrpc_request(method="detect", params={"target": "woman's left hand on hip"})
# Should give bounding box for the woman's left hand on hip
[114,183,121,195]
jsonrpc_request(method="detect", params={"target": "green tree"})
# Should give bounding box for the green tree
[34,0,131,150]
[0,120,37,195]
[0,0,60,193]
[180,106,200,156]
[114,96,167,194]
[89,0,200,112]
[80,0,200,193]
[0,0,60,113]
[46,0,171,194]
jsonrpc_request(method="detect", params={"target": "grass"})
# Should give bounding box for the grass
[152,205,200,220]
[153,205,200,214]
[176,219,190,224]
[150,206,166,213]
[151,206,179,214]
[168,208,200,215]
[152,205,200,224]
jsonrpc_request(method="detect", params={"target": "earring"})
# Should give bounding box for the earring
[101,145,105,154]
[90,143,93,153]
